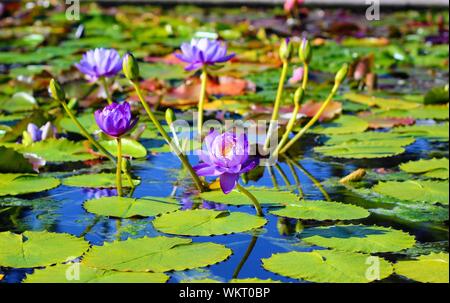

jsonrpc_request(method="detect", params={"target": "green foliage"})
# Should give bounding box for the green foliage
[394,253,449,283]
[0,174,60,196]
[62,173,140,188]
[399,158,449,180]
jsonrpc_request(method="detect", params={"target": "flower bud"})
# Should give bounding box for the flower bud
[293,87,305,106]
[122,52,140,81]
[335,63,349,84]
[299,38,312,64]
[48,79,66,102]
[279,38,292,62]
[165,108,175,125]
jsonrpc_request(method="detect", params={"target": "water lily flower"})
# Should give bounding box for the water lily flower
[289,66,304,84]
[175,38,235,72]
[94,102,138,138]
[23,153,46,173]
[26,122,57,143]
[194,130,259,194]
[75,48,122,82]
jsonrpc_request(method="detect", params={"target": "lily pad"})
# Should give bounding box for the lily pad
[391,123,449,142]
[344,93,420,110]
[59,113,98,135]
[99,139,147,158]
[199,188,300,206]
[0,146,34,173]
[262,250,393,283]
[62,173,140,188]
[0,92,37,113]
[84,196,179,218]
[315,141,408,159]
[0,231,89,268]
[373,106,449,120]
[394,252,449,283]
[300,224,416,253]
[311,115,369,135]
[82,236,231,272]
[24,264,169,283]
[0,174,60,197]
[373,180,449,205]
[18,139,98,162]
[399,158,449,180]
[324,131,415,146]
[153,209,267,236]
[270,200,370,221]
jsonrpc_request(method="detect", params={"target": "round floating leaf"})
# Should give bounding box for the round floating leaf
[18,139,98,162]
[344,92,420,110]
[399,158,449,180]
[82,236,231,272]
[373,180,449,205]
[0,174,60,197]
[373,106,449,120]
[99,138,147,158]
[315,141,408,159]
[153,209,267,236]
[0,92,37,113]
[84,196,179,218]
[24,264,169,283]
[324,131,415,146]
[0,146,34,173]
[300,224,416,253]
[270,200,370,221]
[0,231,89,268]
[63,173,140,188]
[394,252,449,283]
[199,187,300,206]
[262,250,393,283]
[311,115,369,135]
[391,123,449,142]
[59,112,98,135]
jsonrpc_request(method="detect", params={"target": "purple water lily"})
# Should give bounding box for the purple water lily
[75,48,122,81]
[26,122,57,142]
[175,38,235,71]
[194,130,259,194]
[94,102,138,138]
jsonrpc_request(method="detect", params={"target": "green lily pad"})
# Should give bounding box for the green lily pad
[262,250,393,283]
[0,174,60,197]
[199,187,300,206]
[344,93,420,110]
[311,115,369,135]
[18,139,98,162]
[399,158,449,180]
[0,231,89,268]
[59,112,98,135]
[300,224,416,253]
[84,196,179,218]
[270,200,370,221]
[391,123,449,142]
[82,236,231,272]
[0,146,34,173]
[324,131,415,146]
[315,141,408,159]
[373,180,449,205]
[99,138,147,158]
[373,105,449,120]
[370,203,449,223]
[24,263,169,283]
[394,252,449,283]
[153,209,267,236]
[0,92,37,113]
[62,173,140,188]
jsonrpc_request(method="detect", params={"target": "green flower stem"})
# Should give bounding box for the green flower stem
[272,99,300,158]
[131,81,206,192]
[280,82,340,154]
[99,77,113,104]
[236,183,263,217]
[59,101,116,164]
[264,60,289,149]
[301,63,309,90]
[116,138,123,197]
[197,66,208,137]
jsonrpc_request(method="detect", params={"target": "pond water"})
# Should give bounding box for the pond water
[0,3,448,283]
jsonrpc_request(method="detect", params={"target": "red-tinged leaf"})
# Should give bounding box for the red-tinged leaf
[144,53,183,65]
[358,112,415,129]
[299,100,342,122]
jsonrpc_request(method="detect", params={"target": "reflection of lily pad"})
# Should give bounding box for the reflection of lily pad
[25,264,169,283]
[270,200,370,221]
[63,173,140,188]
[300,224,415,253]
[153,209,267,236]
[84,196,179,218]
[82,236,231,272]
[394,253,449,283]
[311,115,369,135]
[0,174,60,197]
[199,188,300,206]
[262,250,393,283]
[373,180,449,205]
[399,158,449,180]
[18,139,98,162]
[0,231,89,268]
